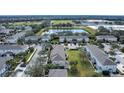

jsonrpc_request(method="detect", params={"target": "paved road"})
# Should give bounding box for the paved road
[23,44,42,76]
[27,45,42,66]
[14,44,42,77]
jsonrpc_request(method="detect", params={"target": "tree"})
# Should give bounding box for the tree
[69,61,78,74]
[98,26,110,33]
[38,49,48,56]
[70,61,78,66]
[29,47,34,53]
[44,64,58,74]
[25,57,45,77]
[64,37,67,43]
[121,48,124,53]
[26,40,33,46]
[22,58,26,63]
[17,38,24,45]
[112,44,119,49]
[70,65,78,74]
[109,51,115,55]
[99,43,104,48]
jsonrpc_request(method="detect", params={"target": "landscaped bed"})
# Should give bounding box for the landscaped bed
[26,48,37,63]
[67,49,101,77]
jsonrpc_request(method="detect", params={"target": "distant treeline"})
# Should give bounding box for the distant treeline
[0,15,124,22]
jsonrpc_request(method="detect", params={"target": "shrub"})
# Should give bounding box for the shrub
[70,61,78,66]
[70,65,78,74]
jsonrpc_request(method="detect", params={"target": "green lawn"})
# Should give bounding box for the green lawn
[51,20,74,25]
[25,49,37,64]
[67,49,101,77]
[35,28,45,36]
[12,21,42,26]
[25,52,33,62]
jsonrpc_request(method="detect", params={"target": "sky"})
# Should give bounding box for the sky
[0,0,124,15]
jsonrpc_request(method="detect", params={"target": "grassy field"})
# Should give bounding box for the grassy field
[26,49,37,64]
[51,20,75,25]
[67,49,101,77]
[35,29,44,36]
[12,21,42,26]
[35,28,47,36]
[25,52,33,63]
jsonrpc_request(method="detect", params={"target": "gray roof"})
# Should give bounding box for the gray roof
[0,29,11,34]
[0,56,12,69]
[51,45,66,61]
[48,69,67,77]
[50,45,67,67]
[41,34,51,39]
[96,35,117,39]
[86,44,115,66]
[6,32,26,42]
[60,35,88,39]
[10,32,25,39]
[0,45,28,50]
[25,36,41,41]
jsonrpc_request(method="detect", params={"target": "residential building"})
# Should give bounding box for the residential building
[102,25,124,31]
[50,45,68,68]
[68,43,79,50]
[115,53,124,65]
[41,34,51,42]
[48,69,67,77]
[25,36,41,42]
[0,45,29,55]
[0,56,13,76]
[96,35,117,42]
[0,29,11,35]
[85,44,116,73]
[5,32,26,43]
[119,36,124,42]
[24,26,32,32]
[59,35,89,43]
[102,43,112,53]
[0,26,14,36]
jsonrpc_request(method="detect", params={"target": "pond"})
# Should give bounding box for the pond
[44,29,88,35]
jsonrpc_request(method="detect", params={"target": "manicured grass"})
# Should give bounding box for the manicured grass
[35,29,43,36]
[25,52,33,62]
[12,21,42,26]
[13,56,20,63]
[67,49,101,77]
[35,28,46,36]
[81,26,97,35]
[72,26,97,35]
[25,49,37,64]
[51,20,74,25]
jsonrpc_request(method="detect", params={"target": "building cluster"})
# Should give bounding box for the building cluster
[48,45,68,77]
[1,18,124,77]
